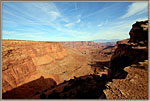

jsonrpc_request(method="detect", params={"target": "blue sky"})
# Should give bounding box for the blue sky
[2,2,148,41]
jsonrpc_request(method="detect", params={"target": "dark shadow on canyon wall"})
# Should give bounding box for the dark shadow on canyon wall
[43,74,109,99]
[2,76,57,99]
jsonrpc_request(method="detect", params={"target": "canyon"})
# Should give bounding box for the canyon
[2,39,113,99]
[2,20,148,99]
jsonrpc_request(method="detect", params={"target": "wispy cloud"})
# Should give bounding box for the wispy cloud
[64,18,81,28]
[48,11,60,20]
[120,2,148,19]
[64,23,75,27]
[2,30,53,41]
[81,4,116,19]
[93,16,148,40]
[3,2,61,25]
[136,17,148,21]
[76,19,81,23]
[97,23,103,27]
[3,30,45,36]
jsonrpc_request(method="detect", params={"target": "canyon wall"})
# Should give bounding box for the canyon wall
[62,41,105,55]
[2,41,67,93]
[62,41,95,47]
[62,41,103,50]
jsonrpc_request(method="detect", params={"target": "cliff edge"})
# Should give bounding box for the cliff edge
[108,20,148,78]
[105,20,148,99]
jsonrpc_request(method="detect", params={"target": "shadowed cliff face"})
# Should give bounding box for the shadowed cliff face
[2,76,56,99]
[108,20,148,78]
[129,20,148,45]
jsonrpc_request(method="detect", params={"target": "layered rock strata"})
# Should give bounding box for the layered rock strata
[2,41,67,93]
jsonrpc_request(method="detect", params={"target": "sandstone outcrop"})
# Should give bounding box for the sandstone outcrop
[129,20,148,46]
[105,20,148,99]
[108,20,148,78]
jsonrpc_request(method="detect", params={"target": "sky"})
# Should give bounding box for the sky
[2,2,148,41]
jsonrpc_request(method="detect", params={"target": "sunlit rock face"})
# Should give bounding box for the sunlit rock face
[2,41,67,93]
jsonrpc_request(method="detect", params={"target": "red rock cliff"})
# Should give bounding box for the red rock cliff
[2,41,67,93]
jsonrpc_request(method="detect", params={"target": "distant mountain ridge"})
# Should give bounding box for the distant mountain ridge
[92,39,120,43]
